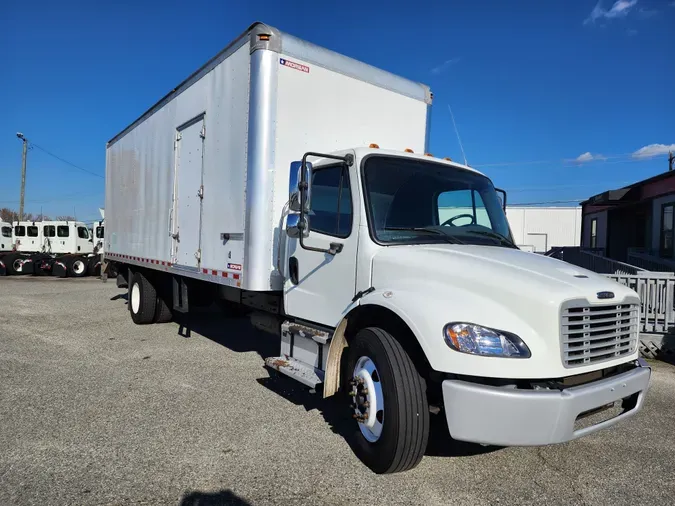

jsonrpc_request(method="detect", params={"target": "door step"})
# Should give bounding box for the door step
[265,356,324,388]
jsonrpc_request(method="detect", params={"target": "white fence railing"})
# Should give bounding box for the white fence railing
[606,273,675,334]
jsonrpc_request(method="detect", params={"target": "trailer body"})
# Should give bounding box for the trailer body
[105,23,429,291]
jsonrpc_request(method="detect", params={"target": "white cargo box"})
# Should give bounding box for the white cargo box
[105,22,431,291]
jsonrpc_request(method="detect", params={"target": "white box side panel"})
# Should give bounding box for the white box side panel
[105,44,250,268]
[266,54,428,287]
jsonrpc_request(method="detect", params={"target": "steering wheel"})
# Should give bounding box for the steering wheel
[441,214,476,227]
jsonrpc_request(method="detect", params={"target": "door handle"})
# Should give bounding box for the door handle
[289,257,299,285]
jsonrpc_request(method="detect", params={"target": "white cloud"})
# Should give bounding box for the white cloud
[585,0,638,24]
[573,152,608,163]
[632,144,675,159]
[431,57,460,75]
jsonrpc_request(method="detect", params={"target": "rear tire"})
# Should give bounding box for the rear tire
[68,257,88,278]
[154,294,173,323]
[129,271,157,324]
[344,327,429,474]
[4,253,24,275]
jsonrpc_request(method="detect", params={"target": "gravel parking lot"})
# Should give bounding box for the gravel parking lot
[1,276,674,505]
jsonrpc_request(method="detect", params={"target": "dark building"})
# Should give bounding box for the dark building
[581,169,675,264]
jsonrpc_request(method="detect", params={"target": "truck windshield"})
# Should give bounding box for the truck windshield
[362,156,514,247]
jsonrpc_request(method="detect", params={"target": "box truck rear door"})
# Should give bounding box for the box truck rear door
[172,116,206,268]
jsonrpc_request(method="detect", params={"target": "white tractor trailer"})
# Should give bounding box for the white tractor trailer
[0,220,95,276]
[105,22,651,474]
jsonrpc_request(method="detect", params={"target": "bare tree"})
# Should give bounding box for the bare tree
[55,215,76,221]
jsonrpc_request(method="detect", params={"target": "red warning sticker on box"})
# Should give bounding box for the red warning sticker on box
[279,58,309,73]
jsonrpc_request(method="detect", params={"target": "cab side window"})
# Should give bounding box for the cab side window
[308,165,353,238]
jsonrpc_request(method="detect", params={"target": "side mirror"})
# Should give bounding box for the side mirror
[495,188,507,211]
[288,161,312,213]
[286,214,310,238]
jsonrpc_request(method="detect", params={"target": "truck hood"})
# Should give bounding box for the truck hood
[368,244,640,378]
[371,244,636,303]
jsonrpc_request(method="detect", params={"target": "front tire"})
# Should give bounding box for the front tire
[129,271,156,324]
[344,327,429,474]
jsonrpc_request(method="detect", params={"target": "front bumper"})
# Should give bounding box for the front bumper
[442,360,651,446]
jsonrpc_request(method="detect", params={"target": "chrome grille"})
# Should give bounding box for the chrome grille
[561,303,639,367]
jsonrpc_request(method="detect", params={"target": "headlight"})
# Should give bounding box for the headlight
[443,323,530,358]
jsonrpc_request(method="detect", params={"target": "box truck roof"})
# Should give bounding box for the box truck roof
[107,22,432,147]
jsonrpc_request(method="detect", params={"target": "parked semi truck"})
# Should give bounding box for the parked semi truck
[1,220,95,276]
[1,221,12,252]
[105,22,651,474]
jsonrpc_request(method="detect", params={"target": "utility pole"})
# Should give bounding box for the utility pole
[669,151,674,172]
[16,132,28,221]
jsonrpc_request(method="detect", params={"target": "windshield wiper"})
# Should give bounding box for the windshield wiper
[462,229,518,248]
[383,227,464,244]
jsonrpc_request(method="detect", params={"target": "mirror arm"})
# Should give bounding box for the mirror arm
[296,151,353,256]
[495,187,507,211]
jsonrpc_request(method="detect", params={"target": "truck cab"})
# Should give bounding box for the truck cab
[12,221,43,253]
[93,220,105,254]
[1,221,13,251]
[279,146,650,472]
[42,221,94,255]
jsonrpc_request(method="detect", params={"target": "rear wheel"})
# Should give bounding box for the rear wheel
[344,327,429,474]
[68,257,88,278]
[129,271,156,324]
[4,254,24,275]
[154,294,173,323]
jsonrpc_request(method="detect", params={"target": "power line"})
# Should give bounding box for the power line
[475,151,644,169]
[29,141,104,179]
[0,188,104,204]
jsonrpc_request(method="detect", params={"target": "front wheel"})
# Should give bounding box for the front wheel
[344,327,429,474]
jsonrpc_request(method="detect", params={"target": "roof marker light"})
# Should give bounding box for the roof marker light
[443,157,452,161]
[369,143,380,149]
[404,148,414,153]
[424,153,433,157]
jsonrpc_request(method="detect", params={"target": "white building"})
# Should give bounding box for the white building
[439,206,581,253]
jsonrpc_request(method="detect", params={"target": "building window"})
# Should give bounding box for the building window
[660,203,674,257]
[590,218,597,249]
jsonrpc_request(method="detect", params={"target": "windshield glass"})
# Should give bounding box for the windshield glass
[363,156,514,247]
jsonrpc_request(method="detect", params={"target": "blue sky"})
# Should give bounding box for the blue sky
[1,0,673,222]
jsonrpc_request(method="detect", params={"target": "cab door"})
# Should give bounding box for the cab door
[284,162,359,326]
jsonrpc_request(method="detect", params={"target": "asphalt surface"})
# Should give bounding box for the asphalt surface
[1,276,674,506]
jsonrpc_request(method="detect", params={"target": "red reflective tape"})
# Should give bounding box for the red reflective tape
[211,269,217,276]
[202,268,208,274]
[221,272,227,277]
[233,273,240,280]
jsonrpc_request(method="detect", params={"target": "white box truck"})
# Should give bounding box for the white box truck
[105,22,651,474]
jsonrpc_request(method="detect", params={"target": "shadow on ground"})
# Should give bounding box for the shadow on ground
[180,489,250,505]
[110,294,499,460]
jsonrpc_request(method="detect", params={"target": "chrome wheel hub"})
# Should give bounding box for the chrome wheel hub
[350,356,384,442]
